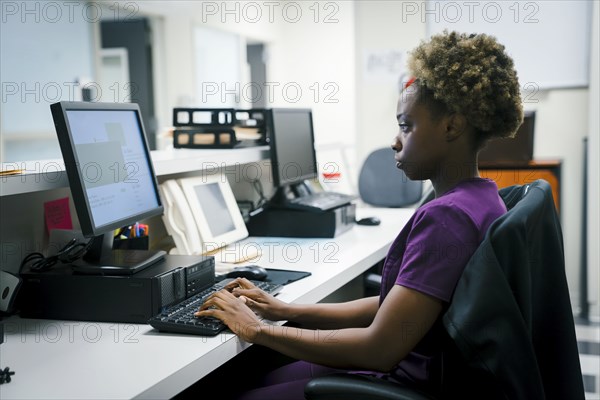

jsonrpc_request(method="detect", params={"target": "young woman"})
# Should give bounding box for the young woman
[196,30,524,399]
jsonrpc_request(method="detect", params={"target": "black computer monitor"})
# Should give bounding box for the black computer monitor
[50,101,165,274]
[267,108,318,202]
[479,110,536,164]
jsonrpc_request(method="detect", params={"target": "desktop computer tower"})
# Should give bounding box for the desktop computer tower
[247,203,356,238]
[18,255,215,324]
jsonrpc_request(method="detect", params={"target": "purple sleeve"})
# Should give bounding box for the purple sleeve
[395,203,481,302]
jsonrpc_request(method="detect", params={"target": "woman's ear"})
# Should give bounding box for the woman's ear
[445,113,468,142]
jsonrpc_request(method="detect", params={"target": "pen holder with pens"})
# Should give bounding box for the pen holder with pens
[112,224,150,251]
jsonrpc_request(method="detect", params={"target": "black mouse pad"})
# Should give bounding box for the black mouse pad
[262,268,311,286]
[216,268,311,286]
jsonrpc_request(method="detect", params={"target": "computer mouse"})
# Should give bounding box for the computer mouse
[225,265,268,281]
[356,217,381,226]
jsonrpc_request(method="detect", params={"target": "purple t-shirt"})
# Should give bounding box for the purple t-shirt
[379,178,507,391]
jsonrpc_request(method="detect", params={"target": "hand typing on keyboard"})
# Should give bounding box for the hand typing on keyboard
[195,278,288,342]
[147,278,283,336]
[195,285,263,342]
[225,278,289,322]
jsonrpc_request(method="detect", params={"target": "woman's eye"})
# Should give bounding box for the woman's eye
[398,123,411,133]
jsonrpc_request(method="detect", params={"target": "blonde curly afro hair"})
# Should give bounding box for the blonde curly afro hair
[407,30,524,147]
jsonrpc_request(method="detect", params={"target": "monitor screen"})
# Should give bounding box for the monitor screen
[51,102,163,238]
[269,108,318,187]
[192,182,236,237]
[478,110,536,164]
[51,101,165,274]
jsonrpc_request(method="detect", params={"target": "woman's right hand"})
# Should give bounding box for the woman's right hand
[223,278,290,321]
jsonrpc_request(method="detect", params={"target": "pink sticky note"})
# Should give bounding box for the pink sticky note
[44,197,73,234]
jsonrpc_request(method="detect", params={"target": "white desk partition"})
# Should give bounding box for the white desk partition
[1,207,415,400]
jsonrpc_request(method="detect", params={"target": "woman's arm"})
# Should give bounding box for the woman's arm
[198,284,442,372]
[285,296,379,329]
[224,278,379,329]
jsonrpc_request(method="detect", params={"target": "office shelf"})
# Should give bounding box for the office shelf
[152,146,270,176]
[0,146,270,197]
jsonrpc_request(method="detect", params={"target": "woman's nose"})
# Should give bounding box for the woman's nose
[391,136,402,152]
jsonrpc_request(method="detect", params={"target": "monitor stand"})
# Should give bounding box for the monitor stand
[71,233,166,275]
[270,181,314,207]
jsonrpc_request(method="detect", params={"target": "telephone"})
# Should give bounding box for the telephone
[159,175,259,266]
[160,179,203,255]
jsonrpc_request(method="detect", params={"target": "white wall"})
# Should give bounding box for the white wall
[265,3,356,145]
[587,2,599,320]
[354,1,427,168]
[530,89,589,311]
[135,1,283,131]
[137,1,356,182]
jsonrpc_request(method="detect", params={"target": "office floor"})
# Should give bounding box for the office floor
[576,318,600,400]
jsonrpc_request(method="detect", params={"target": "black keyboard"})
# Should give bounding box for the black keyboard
[286,192,356,212]
[148,279,283,336]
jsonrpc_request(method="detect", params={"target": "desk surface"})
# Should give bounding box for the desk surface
[0,207,414,400]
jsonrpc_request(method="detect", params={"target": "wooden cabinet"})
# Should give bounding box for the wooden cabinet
[479,159,561,213]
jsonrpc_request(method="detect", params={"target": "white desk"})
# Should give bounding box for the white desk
[0,207,415,400]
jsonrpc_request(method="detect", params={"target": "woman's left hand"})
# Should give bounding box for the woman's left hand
[195,289,264,342]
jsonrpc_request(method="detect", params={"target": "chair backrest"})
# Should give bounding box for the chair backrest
[358,148,423,207]
[441,179,585,400]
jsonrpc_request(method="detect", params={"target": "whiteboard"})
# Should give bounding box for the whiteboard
[425,0,592,90]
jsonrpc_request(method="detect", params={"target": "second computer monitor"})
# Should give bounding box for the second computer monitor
[268,108,318,188]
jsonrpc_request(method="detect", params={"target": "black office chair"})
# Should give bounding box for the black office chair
[357,147,424,208]
[305,179,585,400]
[358,147,429,295]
